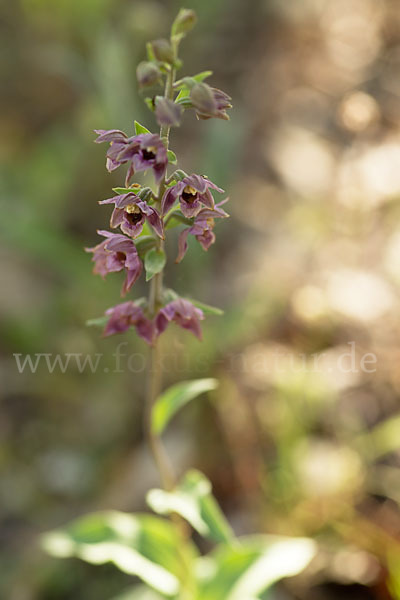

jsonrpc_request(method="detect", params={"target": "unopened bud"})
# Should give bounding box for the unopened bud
[136,61,161,88]
[149,39,174,64]
[190,82,217,115]
[138,187,153,202]
[171,8,197,38]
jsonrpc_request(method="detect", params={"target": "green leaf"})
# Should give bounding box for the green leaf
[174,72,212,90]
[147,469,234,544]
[196,536,316,600]
[175,87,190,102]
[167,150,178,165]
[165,212,192,230]
[41,511,197,596]
[110,585,165,600]
[86,316,108,328]
[112,187,140,195]
[162,288,179,304]
[145,97,156,112]
[192,70,213,83]
[134,120,151,135]
[134,236,157,257]
[144,247,166,282]
[152,378,218,435]
[146,42,156,62]
[187,299,224,316]
[175,96,193,108]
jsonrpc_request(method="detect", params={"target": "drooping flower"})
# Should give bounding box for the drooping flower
[85,230,142,296]
[176,200,229,263]
[161,174,224,218]
[103,301,155,344]
[100,192,164,239]
[190,83,232,121]
[155,299,204,339]
[94,130,168,185]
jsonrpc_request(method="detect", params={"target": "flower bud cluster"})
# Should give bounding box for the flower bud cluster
[86,9,232,344]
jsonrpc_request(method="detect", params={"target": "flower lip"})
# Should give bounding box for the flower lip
[181,185,198,202]
[142,147,156,161]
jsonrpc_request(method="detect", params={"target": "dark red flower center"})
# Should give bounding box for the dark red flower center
[142,147,156,161]
[125,204,143,226]
[181,185,198,203]
[125,211,143,225]
[116,251,126,263]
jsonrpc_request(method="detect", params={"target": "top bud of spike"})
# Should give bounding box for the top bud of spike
[171,8,197,40]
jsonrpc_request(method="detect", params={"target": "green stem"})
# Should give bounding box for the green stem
[144,38,197,600]
[146,43,178,487]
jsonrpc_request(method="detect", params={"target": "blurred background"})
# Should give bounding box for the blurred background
[2,0,400,598]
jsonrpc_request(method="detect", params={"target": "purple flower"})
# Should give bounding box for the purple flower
[190,84,232,121]
[94,130,168,185]
[156,299,204,340]
[176,200,229,263]
[85,230,142,296]
[161,174,224,218]
[103,301,155,344]
[100,192,164,239]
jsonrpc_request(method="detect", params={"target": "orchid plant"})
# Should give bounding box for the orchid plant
[42,9,316,600]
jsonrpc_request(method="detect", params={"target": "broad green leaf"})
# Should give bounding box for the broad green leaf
[167,150,178,165]
[152,378,218,435]
[187,299,224,316]
[147,469,234,544]
[86,316,108,328]
[196,536,316,600]
[134,236,157,257]
[144,247,166,281]
[110,585,165,600]
[134,120,151,135]
[41,511,196,597]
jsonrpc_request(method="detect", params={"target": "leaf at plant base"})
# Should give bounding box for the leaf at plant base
[167,150,178,165]
[144,247,166,281]
[152,378,218,435]
[134,120,151,135]
[186,299,224,316]
[147,469,234,544]
[110,584,165,600]
[196,535,316,600]
[86,316,108,328]
[41,511,197,596]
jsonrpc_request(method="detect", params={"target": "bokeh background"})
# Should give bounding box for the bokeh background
[3,0,400,598]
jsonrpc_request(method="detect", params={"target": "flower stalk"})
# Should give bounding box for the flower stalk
[88,8,231,490]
